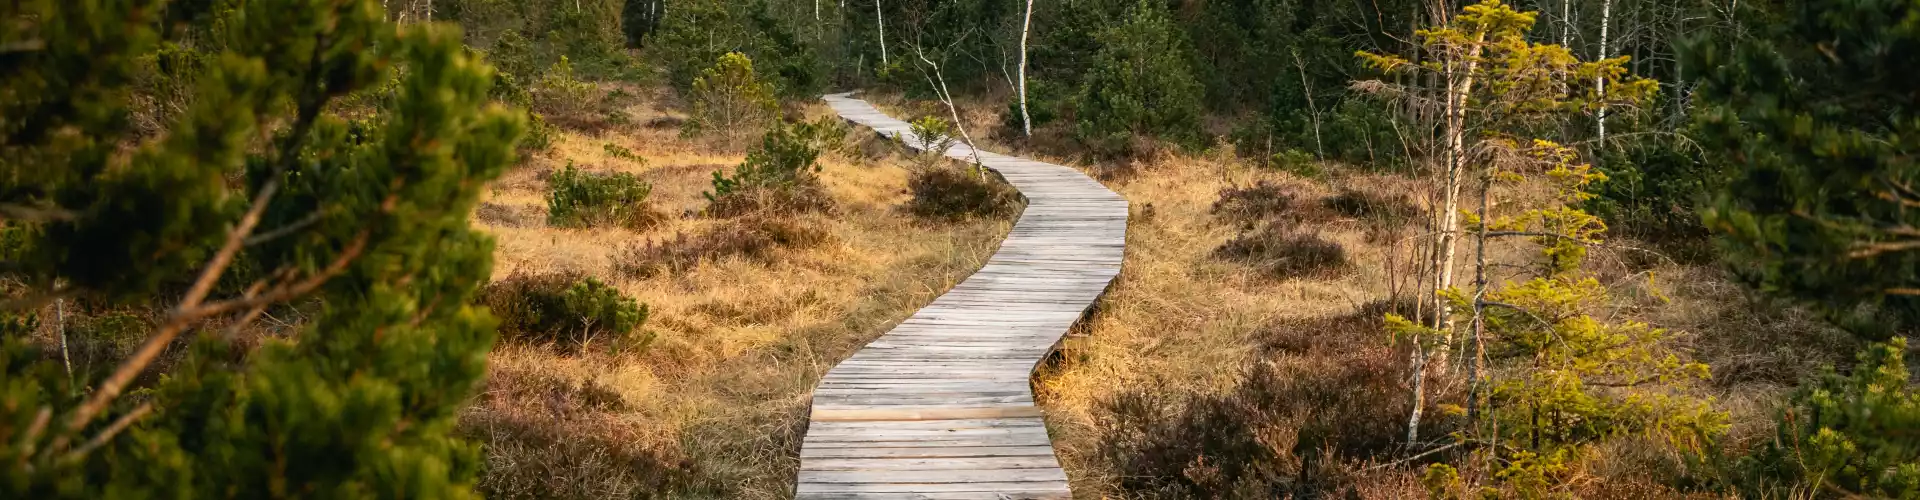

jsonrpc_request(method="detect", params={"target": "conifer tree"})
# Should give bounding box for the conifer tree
[1074,0,1203,155]
[1690,0,1920,339]
[0,0,522,495]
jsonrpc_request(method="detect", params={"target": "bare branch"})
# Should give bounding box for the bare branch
[244,210,325,246]
[59,402,152,464]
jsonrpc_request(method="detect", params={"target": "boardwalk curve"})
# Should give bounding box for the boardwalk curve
[796,93,1128,499]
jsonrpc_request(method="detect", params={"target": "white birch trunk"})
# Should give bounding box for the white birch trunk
[1597,0,1612,143]
[1018,0,1035,137]
[876,0,889,66]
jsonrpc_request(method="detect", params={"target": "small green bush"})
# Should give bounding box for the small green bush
[480,273,651,352]
[547,162,660,229]
[534,56,599,128]
[604,143,642,162]
[1724,337,1920,498]
[685,52,778,137]
[907,116,959,158]
[704,118,846,217]
[907,165,1021,221]
[1269,149,1320,179]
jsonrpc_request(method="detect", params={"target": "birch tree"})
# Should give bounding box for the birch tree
[1018,0,1035,137]
[1359,0,1662,443]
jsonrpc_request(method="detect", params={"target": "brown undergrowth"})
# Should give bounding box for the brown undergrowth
[462,83,1014,499]
[934,105,1851,497]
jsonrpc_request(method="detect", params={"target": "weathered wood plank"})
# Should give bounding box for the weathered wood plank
[798,92,1126,499]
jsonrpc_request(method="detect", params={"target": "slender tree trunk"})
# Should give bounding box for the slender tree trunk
[57,298,70,381]
[1410,31,1487,442]
[875,0,889,67]
[1293,49,1326,160]
[1465,147,1492,422]
[1018,0,1035,137]
[1561,0,1571,47]
[1429,32,1486,371]
[1597,0,1612,143]
[916,49,983,166]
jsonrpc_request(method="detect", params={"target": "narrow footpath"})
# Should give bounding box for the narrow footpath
[793,93,1130,499]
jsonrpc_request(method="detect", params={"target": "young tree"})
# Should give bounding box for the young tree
[685,52,779,138]
[1075,0,1203,155]
[1361,0,1681,449]
[0,0,522,495]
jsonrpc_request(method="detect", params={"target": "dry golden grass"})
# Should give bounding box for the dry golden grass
[460,86,1014,498]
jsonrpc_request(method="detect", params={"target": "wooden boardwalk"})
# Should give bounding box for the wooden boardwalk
[796,93,1128,499]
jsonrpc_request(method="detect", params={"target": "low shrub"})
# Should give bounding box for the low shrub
[1269,149,1321,179]
[1214,222,1348,279]
[1324,187,1421,225]
[479,273,652,352]
[533,56,597,125]
[1325,187,1424,243]
[1210,181,1298,226]
[463,368,700,498]
[618,217,830,277]
[547,162,661,229]
[1711,337,1920,498]
[604,143,642,163]
[906,165,1021,221]
[1094,304,1416,498]
[704,119,846,217]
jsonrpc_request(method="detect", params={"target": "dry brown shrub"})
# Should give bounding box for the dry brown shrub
[1214,222,1349,279]
[463,366,703,499]
[617,216,832,278]
[476,202,543,228]
[906,166,1023,220]
[1211,181,1300,226]
[703,184,836,219]
[1089,301,1434,498]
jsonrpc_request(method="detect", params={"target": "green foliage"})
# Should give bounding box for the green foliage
[1268,149,1320,179]
[489,67,553,153]
[704,118,846,215]
[651,0,822,95]
[603,142,642,162]
[479,273,651,352]
[1731,338,1920,498]
[1075,0,1204,155]
[0,0,524,495]
[1689,0,1920,339]
[533,56,596,122]
[907,115,958,159]
[1392,139,1725,495]
[685,52,779,137]
[546,162,658,229]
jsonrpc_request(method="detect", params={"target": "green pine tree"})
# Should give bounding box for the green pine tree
[1074,0,1204,156]
[0,0,523,496]
[1690,0,1920,339]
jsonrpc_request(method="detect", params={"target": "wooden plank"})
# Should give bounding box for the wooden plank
[798,469,1069,484]
[803,456,1061,471]
[799,93,1126,499]
[809,406,1045,421]
[796,481,1072,494]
